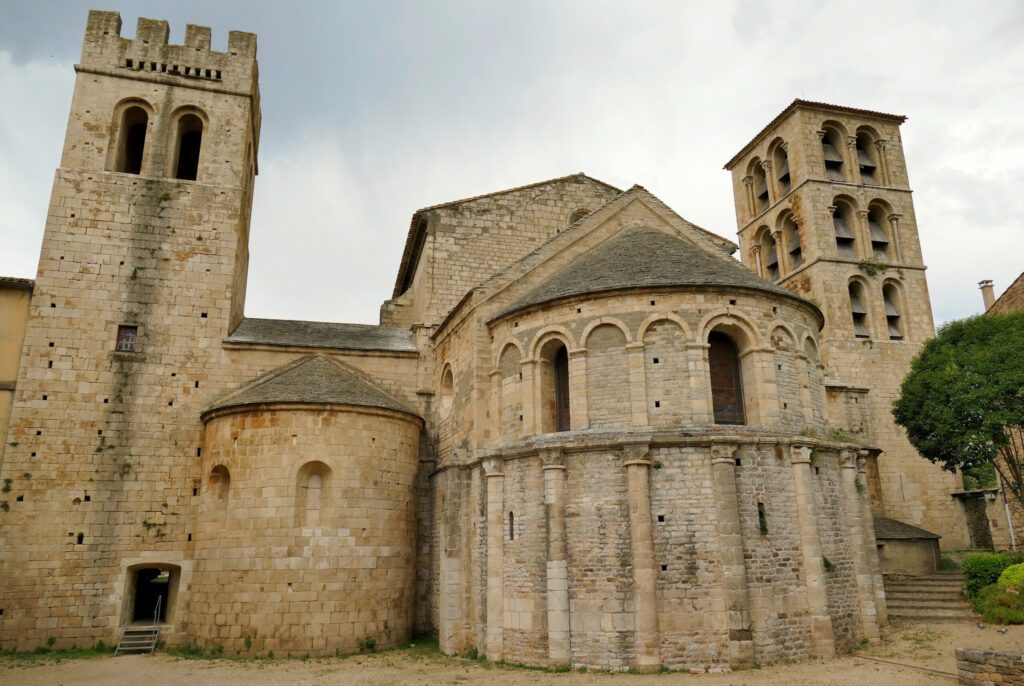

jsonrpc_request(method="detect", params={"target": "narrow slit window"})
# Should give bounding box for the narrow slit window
[868,209,891,261]
[757,502,768,536]
[822,130,845,181]
[508,511,515,540]
[115,325,138,352]
[849,283,870,338]
[173,114,204,181]
[883,284,904,340]
[784,217,803,268]
[833,206,856,258]
[856,133,877,184]
[708,332,745,425]
[116,106,148,175]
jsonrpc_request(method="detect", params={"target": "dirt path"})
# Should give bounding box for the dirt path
[2,622,1020,685]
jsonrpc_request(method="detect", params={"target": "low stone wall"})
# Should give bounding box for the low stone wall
[956,648,1024,685]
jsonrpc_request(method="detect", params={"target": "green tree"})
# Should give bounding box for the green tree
[892,311,1024,511]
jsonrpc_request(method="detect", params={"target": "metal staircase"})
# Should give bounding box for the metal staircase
[115,596,162,655]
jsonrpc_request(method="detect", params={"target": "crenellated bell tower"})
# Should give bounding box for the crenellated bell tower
[0,11,260,649]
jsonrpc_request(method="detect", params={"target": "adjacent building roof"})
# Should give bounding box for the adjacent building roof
[874,516,940,540]
[724,99,908,170]
[202,354,418,418]
[227,317,417,353]
[392,173,621,298]
[0,276,34,290]
[988,271,1024,315]
[500,226,805,317]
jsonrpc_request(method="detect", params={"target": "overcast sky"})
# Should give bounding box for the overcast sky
[1,1,1021,326]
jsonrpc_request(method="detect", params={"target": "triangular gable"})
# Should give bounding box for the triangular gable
[471,186,739,318]
[201,354,418,418]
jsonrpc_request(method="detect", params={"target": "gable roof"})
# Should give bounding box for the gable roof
[227,317,416,353]
[988,271,1024,315]
[497,225,799,318]
[202,354,418,419]
[873,516,939,540]
[724,99,908,171]
[392,173,621,298]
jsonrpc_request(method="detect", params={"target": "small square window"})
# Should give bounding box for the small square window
[115,325,138,352]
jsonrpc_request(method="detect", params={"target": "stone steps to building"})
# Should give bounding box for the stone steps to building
[883,573,976,623]
[115,627,160,655]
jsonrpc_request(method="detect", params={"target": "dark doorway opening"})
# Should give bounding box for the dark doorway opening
[132,568,170,623]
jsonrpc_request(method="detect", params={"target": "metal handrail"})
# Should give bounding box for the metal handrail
[152,595,162,627]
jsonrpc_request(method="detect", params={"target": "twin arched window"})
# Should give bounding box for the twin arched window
[849,280,906,340]
[111,102,205,181]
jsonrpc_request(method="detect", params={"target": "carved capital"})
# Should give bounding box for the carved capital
[846,135,858,149]
[540,447,565,469]
[710,442,740,465]
[887,213,902,226]
[760,159,773,172]
[781,141,789,153]
[482,457,505,477]
[790,445,814,466]
[874,139,888,151]
[856,209,869,219]
[742,175,754,187]
[568,348,588,360]
[751,244,762,255]
[840,449,858,470]
[816,129,827,141]
[622,442,651,466]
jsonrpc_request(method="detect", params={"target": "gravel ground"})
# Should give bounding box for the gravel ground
[2,621,1020,686]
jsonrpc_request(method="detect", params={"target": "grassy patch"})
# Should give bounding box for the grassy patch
[971,584,1024,625]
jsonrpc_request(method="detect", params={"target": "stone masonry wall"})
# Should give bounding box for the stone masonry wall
[192,406,421,656]
[649,446,730,669]
[956,648,1024,686]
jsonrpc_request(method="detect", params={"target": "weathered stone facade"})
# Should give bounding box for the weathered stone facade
[0,11,966,672]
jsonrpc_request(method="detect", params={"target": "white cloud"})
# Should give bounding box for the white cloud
[3,1,1023,327]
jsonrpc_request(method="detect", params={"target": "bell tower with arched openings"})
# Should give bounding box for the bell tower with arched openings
[725,100,969,548]
[0,11,260,647]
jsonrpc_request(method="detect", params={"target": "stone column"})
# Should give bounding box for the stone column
[771,228,788,277]
[625,342,648,427]
[542,448,570,665]
[874,139,890,186]
[439,471,465,655]
[790,445,836,657]
[855,209,872,261]
[760,159,776,206]
[484,458,505,661]
[841,450,880,641]
[568,348,588,431]
[688,342,712,424]
[742,175,755,217]
[858,451,887,626]
[520,359,538,435]
[624,443,660,670]
[489,368,502,441]
[710,442,754,668]
[888,213,904,262]
[846,136,862,184]
[795,353,815,426]
[751,244,763,278]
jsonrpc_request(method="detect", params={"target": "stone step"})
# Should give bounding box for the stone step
[887,599,972,610]
[887,606,978,620]
[885,583,964,592]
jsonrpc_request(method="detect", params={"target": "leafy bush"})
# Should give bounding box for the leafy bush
[998,563,1024,594]
[963,552,1024,598]
[971,583,1024,625]
[357,636,377,653]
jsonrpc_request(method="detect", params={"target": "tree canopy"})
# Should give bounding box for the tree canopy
[893,311,1024,508]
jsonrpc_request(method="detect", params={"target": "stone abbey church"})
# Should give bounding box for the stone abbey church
[0,10,975,671]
